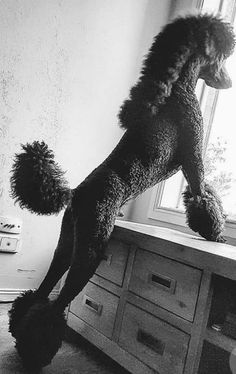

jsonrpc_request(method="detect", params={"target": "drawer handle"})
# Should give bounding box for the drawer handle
[137,329,165,356]
[82,295,103,315]
[148,272,176,294]
[102,254,113,266]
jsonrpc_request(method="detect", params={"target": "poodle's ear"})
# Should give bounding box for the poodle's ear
[119,19,194,129]
[141,21,194,98]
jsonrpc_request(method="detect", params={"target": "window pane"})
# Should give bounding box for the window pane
[159,172,185,210]
[202,0,222,13]
[205,37,236,220]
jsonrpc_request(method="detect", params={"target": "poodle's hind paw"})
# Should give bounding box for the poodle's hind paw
[15,299,66,369]
[183,184,226,242]
[8,290,48,338]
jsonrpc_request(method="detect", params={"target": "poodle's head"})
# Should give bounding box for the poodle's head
[142,14,235,88]
[196,15,235,89]
[119,14,235,130]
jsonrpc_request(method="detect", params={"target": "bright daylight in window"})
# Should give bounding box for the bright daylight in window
[148,0,236,233]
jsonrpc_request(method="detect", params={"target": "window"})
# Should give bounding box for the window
[148,0,236,237]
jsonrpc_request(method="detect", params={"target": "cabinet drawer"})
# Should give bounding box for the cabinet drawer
[129,249,201,321]
[119,303,189,374]
[69,282,119,338]
[95,239,129,286]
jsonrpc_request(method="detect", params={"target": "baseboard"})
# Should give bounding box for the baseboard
[0,288,59,302]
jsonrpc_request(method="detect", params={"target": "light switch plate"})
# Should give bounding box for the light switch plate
[0,216,22,234]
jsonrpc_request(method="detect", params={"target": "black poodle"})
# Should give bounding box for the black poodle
[9,14,235,369]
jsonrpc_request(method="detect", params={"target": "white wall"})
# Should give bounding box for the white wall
[0,0,171,295]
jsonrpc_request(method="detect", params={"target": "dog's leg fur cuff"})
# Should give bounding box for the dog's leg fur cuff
[8,290,48,338]
[183,183,226,242]
[14,300,66,369]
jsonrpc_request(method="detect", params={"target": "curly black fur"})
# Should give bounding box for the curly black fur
[183,183,226,242]
[119,14,235,130]
[15,300,66,369]
[9,14,235,368]
[8,290,47,338]
[11,141,72,214]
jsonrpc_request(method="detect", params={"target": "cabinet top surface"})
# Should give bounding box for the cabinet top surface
[115,220,236,263]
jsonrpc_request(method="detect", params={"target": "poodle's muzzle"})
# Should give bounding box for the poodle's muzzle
[204,65,232,89]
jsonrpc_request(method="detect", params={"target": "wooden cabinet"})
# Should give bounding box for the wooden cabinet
[70,282,119,339]
[129,249,201,321]
[119,303,189,374]
[66,220,236,374]
[95,238,129,286]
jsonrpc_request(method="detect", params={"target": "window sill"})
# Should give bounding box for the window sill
[148,198,236,240]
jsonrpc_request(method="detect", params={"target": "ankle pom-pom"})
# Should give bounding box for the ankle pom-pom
[15,299,66,369]
[8,290,47,338]
[183,183,226,242]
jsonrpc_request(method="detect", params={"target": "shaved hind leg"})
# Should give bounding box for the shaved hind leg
[51,193,122,310]
[36,207,75,298]
[52,222,108,311]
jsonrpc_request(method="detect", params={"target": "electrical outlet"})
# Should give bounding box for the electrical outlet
[0,235,19,253]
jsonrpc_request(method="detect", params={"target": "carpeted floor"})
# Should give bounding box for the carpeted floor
[0,303,130,374]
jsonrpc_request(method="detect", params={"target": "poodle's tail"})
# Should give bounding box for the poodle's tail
[10,141,72,215]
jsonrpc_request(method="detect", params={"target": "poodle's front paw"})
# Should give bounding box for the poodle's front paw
[183,183,226,242]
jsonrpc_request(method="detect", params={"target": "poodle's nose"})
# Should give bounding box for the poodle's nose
[225,76,232,88]
[221,76,232,89]
[220,66,232,89]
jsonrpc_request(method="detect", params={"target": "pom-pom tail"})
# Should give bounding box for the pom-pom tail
[10,141,72,215]
[183,183,226,242]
